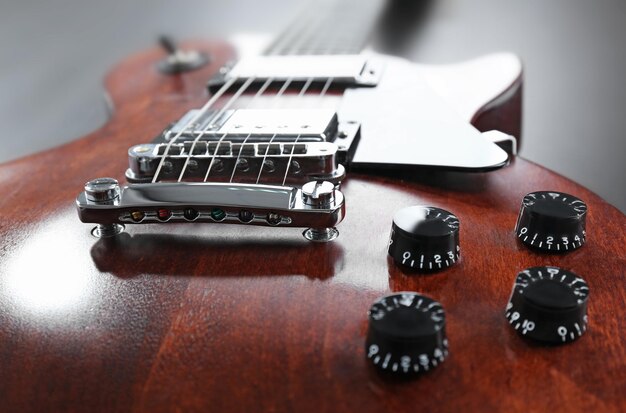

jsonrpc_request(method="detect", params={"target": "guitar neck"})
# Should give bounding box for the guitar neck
[263,0,385,56]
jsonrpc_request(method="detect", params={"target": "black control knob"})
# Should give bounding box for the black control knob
[515,191,587,253]
[366,292,448,375]
[388,206,460,271]
[505,266,589,344]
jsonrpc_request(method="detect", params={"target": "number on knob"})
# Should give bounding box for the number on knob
[515,191,587,253]
[505,266,589,344]
[366,292,448,376]
[388,206,460,272]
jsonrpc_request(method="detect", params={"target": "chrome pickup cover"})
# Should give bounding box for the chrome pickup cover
[163,109,340,143]
[139,108,360,184]
[208,55,383,89]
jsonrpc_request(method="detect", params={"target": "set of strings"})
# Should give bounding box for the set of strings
[151,0,374,186]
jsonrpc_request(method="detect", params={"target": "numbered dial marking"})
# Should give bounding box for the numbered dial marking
[366,292,448,376]
[505,266,589,344]
[388,206,460,272]
[515,191,587,253]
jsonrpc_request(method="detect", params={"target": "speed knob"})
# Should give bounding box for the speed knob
[505,266,589,344]
[515,191,587,252]
[366,292,448,375]
[388,206,460,271]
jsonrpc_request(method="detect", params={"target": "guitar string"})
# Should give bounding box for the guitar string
[201,87,275,183]
[186,0,355,184]
[274,12,343,186]
[263,0,318,56]
[227,6,336,184]
[154,4,312,184]
[261,0,369,185]
[278,4,372,186]
[278,0,376,187]
[278,17,345,186]
[253,12,338,186]
[171,0,352,185]
[206,7,328,184]
[227,78,275,183]
[154,0,367,184]
[280,77,334,186]
[177,75,256,182]
[195,6,328,183]
[151,76,237,183]
[176,12,316,182]
[265,0,342,56]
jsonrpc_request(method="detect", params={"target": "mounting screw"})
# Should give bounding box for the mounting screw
[303,227,339,242]
[301,181,339,242]
[85,177,120,203]
[301,181,335,207]
[84,178,124,238]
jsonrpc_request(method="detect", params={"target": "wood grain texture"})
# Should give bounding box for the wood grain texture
[0,41,624,413]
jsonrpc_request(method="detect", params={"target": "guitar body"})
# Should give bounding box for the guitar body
[0,40,624,413]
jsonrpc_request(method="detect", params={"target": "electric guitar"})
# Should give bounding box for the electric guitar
[0,1,624,412]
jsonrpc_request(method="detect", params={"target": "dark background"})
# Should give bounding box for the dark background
[1,0,624,211]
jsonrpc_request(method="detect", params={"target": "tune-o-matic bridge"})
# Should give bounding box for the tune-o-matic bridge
[77,179,345,242]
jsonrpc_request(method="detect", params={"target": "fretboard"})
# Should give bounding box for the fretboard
[264,0,385,56]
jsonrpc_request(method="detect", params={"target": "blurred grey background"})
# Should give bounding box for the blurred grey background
[0,0,624,211]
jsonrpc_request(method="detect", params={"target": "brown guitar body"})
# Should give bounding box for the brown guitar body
[0,41,624,413]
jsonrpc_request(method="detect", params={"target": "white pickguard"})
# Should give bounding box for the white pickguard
[229,33,522,171]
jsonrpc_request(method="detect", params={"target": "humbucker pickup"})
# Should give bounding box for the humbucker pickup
[207,55,383,89]
[162,109,341,143]
[140,108,360,183]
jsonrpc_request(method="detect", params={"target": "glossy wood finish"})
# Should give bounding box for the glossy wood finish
[0,41,624,413]
[473,76,523,146]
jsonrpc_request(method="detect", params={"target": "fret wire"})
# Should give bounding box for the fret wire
[270,0,384,56]
[268,2,326,56]
[296,0,359,55]
[293,0,336,55]
[263,1,320,56]
[278,8,329,56]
